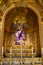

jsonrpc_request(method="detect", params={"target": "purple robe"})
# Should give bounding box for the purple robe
[15,30,26,45]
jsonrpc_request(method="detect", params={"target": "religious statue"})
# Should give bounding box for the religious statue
[15,24,26,45]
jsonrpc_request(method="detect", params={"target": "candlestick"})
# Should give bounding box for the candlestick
[2,46,4,57]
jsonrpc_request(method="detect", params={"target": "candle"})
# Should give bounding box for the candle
[10,46,12,54]
[2,46,4,56]
[32,47,33,54]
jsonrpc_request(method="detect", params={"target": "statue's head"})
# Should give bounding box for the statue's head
[17,23,22,31]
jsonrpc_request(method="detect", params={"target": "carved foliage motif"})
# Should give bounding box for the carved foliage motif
[35,0,43,8]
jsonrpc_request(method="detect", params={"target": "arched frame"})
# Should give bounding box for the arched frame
[0,3,42,57]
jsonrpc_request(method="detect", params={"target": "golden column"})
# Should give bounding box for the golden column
[0,22,2,58]
[0,32,2,57]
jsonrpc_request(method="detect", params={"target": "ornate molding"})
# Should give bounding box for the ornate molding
[39,0,43,6]
[0,0,42,10]
[0,0,42,22]
[35,0,43,8]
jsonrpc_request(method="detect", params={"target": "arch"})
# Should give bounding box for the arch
[1,4,41,57]
[2,4,41,34]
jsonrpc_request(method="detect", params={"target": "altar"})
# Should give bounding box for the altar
[0,2,42,64]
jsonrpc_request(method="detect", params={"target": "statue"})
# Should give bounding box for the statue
[15,24,26,45]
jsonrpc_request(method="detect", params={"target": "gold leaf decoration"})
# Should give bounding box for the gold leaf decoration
[39,0,43,6]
